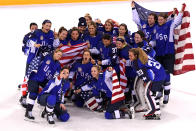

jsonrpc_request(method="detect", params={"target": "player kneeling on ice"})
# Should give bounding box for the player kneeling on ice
[25,48,62,120]
[129,48,166,120]
[80,65,134,119]
[38,66,70,124]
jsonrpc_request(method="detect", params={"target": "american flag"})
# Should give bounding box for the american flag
[134,1,195,75]
[119,59,127,90]
[59,42,88,67]
[111,68,125,104]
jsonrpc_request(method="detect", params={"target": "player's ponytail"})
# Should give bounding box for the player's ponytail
[137,48,148,65]
[129,48,148,65]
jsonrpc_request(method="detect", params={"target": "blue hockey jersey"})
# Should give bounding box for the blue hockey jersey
[118,44,136,78]
[53,38,68,48]
[26,29,54,64]
[97,25,118,36]
[69,38,85,46]
[89,71,113,98]
[69,61,93,88]
[132,8,157,42]
[22,31,36,55]
[29,54,61,83]
[84,31,103,49]
[132,57,166,82]
[98,42,118,68]
[38,77,70,104]
[153,13,183,56]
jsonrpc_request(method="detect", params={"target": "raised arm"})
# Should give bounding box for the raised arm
[131,1,142,27]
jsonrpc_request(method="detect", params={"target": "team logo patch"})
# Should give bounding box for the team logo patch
[153,29,156,34]
[46,60,51,65]
[40,35,44,40]
[143,24,147,29]
[78,67,82,72]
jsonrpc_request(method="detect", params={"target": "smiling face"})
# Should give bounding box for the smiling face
[116,40,123,49]
[42,23,51,33]
[91,67,99,78]
[158,16,166,26]
[30,25,38,32]
[105,21,112,32]
[53,51,63,61]
[129,51,136,61]
[119,25,126,36]
[148,15,155,26]
[85,16,92,25]
[134,33,143,44]
[60,68,69,79]
[78,26,86,33]
[59,30,68,40]
[88,25,96,36]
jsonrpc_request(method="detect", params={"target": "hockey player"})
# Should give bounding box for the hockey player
[38,66,70,124]
[84,13,93,27]
[69,50,93,107]
[78,17,88,40]
[22,22,38,55]
[115,36,136,105]
[25,48,62,120]
[133,30,156,58]
[53,27,68,48]
[20,20,54,107]
[129,48,166,120]
[18,22,38,89]
[115,23,132,46]
[97,34,118,72]
[88,65,134,119]
[97,19,118,36]
[84,21,103,60]
[67,27,85,46]
[26,19,54,65]
[152,5,184,104]
[131,1,157,44]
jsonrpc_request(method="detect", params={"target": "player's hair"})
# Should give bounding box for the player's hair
[102,34,112,41]
[85,15,92,21]
[149,13,158,23]
[158,12,168,19]
[116,36,126,45]
[135,30,148,42]
[88,21,97,29]
[30,22,37,29]
[129,48,148,64]
[54,48,63,54]
[105,19,114,29]
[58,26,68,36]
[119,23,128,34]
[83,50,91,56]
[61,65,70,72]
[92,65,102,72]
[70,27,80,35]
[42,19,52,25]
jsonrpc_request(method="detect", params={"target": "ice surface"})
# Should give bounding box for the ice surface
[0,0,196,131]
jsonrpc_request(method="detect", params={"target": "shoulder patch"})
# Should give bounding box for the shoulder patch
[46,60,51,65]
[40,35,44,40]
[153,29,156,34]
[143,24,147,29]
[78,67,82,72]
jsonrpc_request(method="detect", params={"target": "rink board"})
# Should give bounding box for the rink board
[0,0,128,6]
